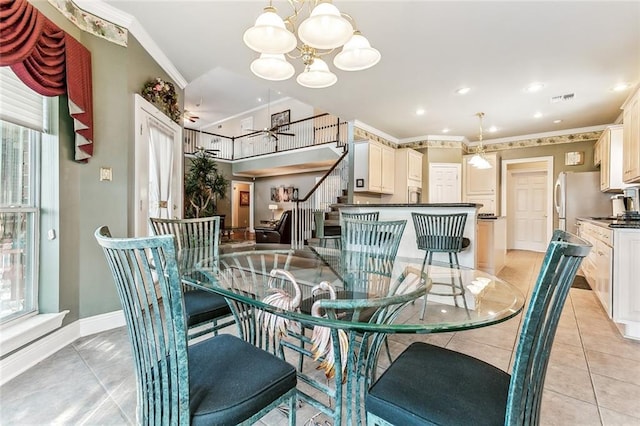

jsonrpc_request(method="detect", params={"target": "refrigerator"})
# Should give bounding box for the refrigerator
[554,171,611,232]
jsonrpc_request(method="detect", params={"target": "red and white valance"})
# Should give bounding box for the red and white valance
[0,0,94,162]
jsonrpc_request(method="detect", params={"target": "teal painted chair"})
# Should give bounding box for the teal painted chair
[95,226,297,425]
[341,210,380,222]
[313,210,341,249]
[365,229,591,426]
[149,216,233,339]
[411,212,470,319]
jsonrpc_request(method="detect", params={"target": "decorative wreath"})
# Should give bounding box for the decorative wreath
[141,77,181,123]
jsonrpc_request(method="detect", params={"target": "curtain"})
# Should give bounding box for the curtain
[0,0,94,162]
[148,118,174,220]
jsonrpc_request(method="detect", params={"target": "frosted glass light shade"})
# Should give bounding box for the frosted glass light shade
[298,3,353,49]
[296,58,337,88]
[469,154,492,169]
[333,33,381,71]
[250,54,295,81]
[243,7,297,54]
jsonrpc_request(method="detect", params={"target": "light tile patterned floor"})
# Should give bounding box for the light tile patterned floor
[1,250,639,425]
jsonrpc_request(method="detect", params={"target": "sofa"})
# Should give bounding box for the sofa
[254,210,292,244]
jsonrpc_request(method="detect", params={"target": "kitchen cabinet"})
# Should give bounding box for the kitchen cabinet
[577,220,613,317]
[593,135,602,166]
[476,217,506,275]
[463,152,499,214]
[353,140,395,194]
[613,228,640,339]
[622,86,640,183]
[389,148,424,203]
[597,125,630,192]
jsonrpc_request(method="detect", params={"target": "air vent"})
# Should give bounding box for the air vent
[550,93,575,103]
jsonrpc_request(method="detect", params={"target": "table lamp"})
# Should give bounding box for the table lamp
[268,204,278,220]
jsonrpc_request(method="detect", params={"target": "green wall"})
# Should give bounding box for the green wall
[33,1,183,323]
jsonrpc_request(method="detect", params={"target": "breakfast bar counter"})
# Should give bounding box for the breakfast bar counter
[336,203,482,268]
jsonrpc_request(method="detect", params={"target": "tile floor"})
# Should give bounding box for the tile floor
[1,250,639,425]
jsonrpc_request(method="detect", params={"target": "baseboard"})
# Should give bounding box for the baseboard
[0,310,125,386]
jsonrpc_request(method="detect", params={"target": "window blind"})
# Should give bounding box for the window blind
[0,67,45,132]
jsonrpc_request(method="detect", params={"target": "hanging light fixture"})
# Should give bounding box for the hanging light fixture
[243,0,381,88]
[469,112,492,169]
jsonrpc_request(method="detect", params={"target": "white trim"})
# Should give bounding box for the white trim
[353,120,400,144]
[473,124,607,146]
[0,310,125,386]
[75,1,187,89]
[501,156,554,251]
[400,134,467,144]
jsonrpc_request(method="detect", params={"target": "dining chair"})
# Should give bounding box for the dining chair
[149,216,234,339]
[95,226,297,425]
[411,212,470,319]
[365,229,591,426]
[340,218,406,296]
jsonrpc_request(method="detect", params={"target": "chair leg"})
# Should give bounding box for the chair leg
[419,251,431,320]
[452,252,470,315]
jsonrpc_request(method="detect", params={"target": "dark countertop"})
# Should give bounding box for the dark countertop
[577,217,640,229]
[336,203,482,208]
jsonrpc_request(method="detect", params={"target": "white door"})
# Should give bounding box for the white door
[429,163,461,203]
[134,95,183,237]
[509,170,548,252]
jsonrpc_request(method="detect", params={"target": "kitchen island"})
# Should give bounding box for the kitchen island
[337,203,481,268]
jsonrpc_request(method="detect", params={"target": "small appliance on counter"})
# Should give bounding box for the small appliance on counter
[611,194,630,217]
[618,186,640,220]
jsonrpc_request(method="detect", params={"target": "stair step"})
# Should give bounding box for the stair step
[324,220,340,227]
[337,196,348,204]
[326,212,340,220]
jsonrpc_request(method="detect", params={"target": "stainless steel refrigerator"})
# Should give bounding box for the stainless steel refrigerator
[554,171,611,232]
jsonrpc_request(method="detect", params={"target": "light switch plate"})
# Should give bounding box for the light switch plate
[100,167,112,181]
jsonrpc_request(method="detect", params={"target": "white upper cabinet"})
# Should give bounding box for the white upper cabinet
[353,140,395,194]
[463,152,500,214]
[622,86,640,183]
[598,125,631,192]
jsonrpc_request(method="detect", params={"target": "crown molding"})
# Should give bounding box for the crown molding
[353,120,399,145]
[74,0,187,89]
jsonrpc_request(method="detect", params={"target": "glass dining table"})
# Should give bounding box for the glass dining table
[181,244,525,426]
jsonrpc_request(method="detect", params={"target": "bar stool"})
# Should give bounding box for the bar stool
[314,210,341,249]
[411,212,469,319]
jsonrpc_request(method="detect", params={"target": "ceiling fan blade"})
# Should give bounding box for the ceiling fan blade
[276,132,295,136]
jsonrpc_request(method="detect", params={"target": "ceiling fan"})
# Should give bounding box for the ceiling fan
[187,146,219,158]
[247,89,295,141]
[183,110,200,123]
[248,125,295,141]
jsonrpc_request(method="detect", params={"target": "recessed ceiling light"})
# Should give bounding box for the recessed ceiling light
[455,87,471,95]
[257,97,263,102]
[442,128,450,133]
[416,108,426,116]
[611,82,631,92]
[553,119,562,124]
[488,126,498,133]
[524,82,545,93]
[533,111,543,119]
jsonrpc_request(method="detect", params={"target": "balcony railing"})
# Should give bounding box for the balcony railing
[184,113,347,160]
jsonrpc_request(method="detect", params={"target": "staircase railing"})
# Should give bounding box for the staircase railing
[184,113,347,161]
[291,150,349,248]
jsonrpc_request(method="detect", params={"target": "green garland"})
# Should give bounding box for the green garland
[141,77,181,123]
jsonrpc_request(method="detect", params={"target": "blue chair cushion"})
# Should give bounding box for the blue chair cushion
[366,342,510,426]
[189,334,297,425]
[183,289,231,327]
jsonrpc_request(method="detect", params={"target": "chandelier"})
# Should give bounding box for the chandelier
[243,0,381,88]
[468,112,492,169]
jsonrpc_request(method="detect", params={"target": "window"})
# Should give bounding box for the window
[0,67,46,324]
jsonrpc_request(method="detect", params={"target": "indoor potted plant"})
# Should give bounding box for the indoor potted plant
[184,150,229,219]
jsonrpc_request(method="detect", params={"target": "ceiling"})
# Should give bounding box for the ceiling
[99,1,640,143]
